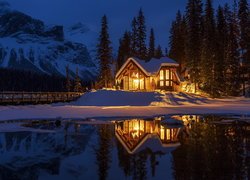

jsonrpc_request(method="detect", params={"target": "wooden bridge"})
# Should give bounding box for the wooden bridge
[0,92,83,105]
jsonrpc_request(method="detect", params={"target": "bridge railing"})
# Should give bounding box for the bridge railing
[0,91,83,105]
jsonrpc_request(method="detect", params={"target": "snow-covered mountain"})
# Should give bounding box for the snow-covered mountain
[0,2,98,81]
[65,22,98,61]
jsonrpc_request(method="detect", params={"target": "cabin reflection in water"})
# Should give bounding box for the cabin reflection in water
[115,118,182,154]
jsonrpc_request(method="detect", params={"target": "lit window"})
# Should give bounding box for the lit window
[166,129,171,140]
[166,69,170,80]
[166,81,170,86]
[160,81,164,87]
[160,70,164,80]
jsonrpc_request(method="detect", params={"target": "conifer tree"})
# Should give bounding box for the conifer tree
[97,15,113,88]
[131,17,139,57]
[65,65,71,92]
[238,0,249,59]
[137,9,147,60]
[74,67,82,92]
[148,28,155,59]
[117,31,131,70]
[214,6,228,95]
[238,0,250,95]
[165,48,169,57]
[155,45,163,58]
[201,0,217,96]
[225,1,241,96]
[185,0,203,92]
[169,11,186,73]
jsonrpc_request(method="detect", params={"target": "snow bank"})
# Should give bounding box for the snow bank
[71,90,212,106]
[71,90,161,106]
[0,90,249,121]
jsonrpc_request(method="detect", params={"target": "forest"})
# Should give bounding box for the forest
[0,0,249,97]
[97,0,249,97]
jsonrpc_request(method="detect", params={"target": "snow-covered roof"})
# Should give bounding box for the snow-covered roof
[134,57,179,75]
[116,57,179,78]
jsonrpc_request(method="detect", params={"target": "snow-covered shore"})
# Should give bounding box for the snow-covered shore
[0,90,249,121]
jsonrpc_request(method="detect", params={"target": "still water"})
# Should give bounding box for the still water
[0,115,249,180]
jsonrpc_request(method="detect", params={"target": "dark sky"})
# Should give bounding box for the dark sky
[6,0,233,49]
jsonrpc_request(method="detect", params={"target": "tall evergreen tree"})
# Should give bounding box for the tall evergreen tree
[131,17,139,57]
[169,11,187,73]
[137,9,147,60]
[238,0,250,95]
[155,45,163,58]
[97,15,113,88]
[117,31,131,70]
[201,0,217,96]
[238,0,249,59]
[165,48,169,57]
[65,65,71,92]
[214,5,228,95]
[225,1,241,96]
[185,0,203,92]
[148,28,155,59]
[74,67,82,92]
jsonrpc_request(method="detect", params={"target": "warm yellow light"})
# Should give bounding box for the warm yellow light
[160,70,164,80]
[133,79,140,84]
[160,127,165,140]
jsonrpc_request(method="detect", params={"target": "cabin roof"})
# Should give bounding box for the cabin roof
[115,57,179,78]
[134,57,179,75]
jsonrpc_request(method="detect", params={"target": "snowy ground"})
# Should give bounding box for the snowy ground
[0,90,249,121]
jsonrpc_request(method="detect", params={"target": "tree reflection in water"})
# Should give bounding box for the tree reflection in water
[172,115,250,180]
[0,115,248,180]
[94,124,114,180]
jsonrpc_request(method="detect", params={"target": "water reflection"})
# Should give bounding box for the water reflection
[172,115,250,180]
[114,118,181,154]
[0,115,248,180]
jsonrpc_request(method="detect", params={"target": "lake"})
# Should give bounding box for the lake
[0,115,249,180]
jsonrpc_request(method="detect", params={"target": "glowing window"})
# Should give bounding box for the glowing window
[166,129,171,140]
[160,70,164,80]
[160,127,165,140]
[166,69,170,80]
[160,81,164,87]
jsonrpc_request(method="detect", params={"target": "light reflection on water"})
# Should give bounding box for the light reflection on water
[0,115,249,180]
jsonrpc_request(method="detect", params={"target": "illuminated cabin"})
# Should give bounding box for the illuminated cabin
[115,118,181,154]
[115,57,182,91]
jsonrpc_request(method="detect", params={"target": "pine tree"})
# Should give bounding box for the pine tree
[155,45,163,58]
[74,67,82,92]
[131,17,139,57]
[238,0,249,59]
[65,65,71,92]
[214,5,228,95]
[185,0,203,92]
[137,9,147,60]
[165,48,169,56]
[117,31,131,70]
[97,15,113,88]
[238,0,250,95]
[225,1,241,96]
[201,0,217,96]
[148,28,155,59]
[169,11,187,74]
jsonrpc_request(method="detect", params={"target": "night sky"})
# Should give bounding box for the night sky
[7,0,233,49]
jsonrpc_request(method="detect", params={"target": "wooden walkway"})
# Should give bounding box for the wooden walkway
[0,92,83,105]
